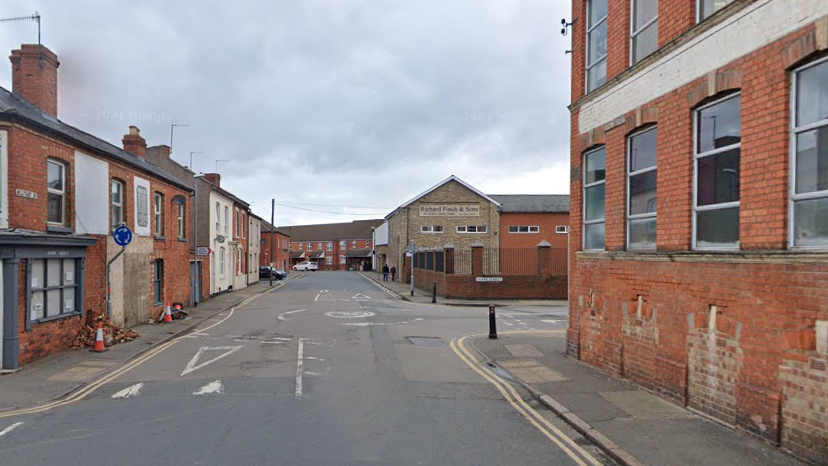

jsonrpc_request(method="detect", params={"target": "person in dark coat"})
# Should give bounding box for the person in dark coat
[390,265,397,282]
[382,264,390,282]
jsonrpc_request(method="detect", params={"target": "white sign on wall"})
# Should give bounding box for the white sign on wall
[133,176,151,236]
[74,152,109,234]
[476,277,503,282]
[419,204,480,217]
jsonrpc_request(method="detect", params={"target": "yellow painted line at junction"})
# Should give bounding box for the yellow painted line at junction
[450,334,603,466]
[0,284,281,420]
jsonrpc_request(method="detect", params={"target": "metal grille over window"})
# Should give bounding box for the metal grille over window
[792,59,828,247]
[694,94,741,249]
[631,0,658,64]
[30,258,78,322]
[586,0,608,92]
[628,127,657,250]
[584,147,606,250]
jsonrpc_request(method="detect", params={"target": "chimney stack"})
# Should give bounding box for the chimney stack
[122,126,147,157]
[204,173,221,187]
[147,145,171,158]
[10,44,60,117]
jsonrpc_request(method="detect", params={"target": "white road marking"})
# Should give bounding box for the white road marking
[306,356,325,361]
[177,308,236,341]
[295,339,306,398]
[305,371,323,376]
[352,293,371,301]
[111,383,144,399]
[278,309,306,321]
[193,380,224,395]
[340,318,424,327]
[0,422,24,439]
[181,346,243,376]
[542,319,565,324]
[325,311,374,319]
[261,341,287,345]
[270,337,292,341]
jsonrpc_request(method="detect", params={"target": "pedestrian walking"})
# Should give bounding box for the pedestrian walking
[382,263,390,282]
[390,265,397,282]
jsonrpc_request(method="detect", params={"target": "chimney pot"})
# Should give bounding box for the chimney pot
[9,44,60,117]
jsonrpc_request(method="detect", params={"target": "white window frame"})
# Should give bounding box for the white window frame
[177,202,185,238]
[224,206,229,235]
[696,0,736,23]
[307,243,312,250]
[421,225,445,233]
[111,179,125,229]
[508,226,540,234]
[627,126,658,250]
[327,257,333,265]
[154,192,164,236]
[327,242,333,251]
[219,246,226,276]
[586,0,608,93]
[340,255,346,264]
[556,226,569,234]
[692,93,741,251]
[790,57,828,249]
[340,240,346,248]
[237,246,243,275]
[240,212,245,238]
[234,208,239,237]
[630,0,658,65]
[583,147,606,250]
[0,130,7,228]
[215,203,220,232]
[456,225,487,234]
[47,159,66,226]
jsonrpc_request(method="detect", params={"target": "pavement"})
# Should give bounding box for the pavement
[360,271,567,308]
[0,278,286,414]
[367,272,808,466]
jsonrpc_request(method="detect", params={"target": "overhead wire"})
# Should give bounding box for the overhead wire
[272,201,388,216]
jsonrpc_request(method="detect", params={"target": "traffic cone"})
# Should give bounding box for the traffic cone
[163,302,173,323]
[90,320,107,353]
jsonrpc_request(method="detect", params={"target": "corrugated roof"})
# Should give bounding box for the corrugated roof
[0,87,191,192]
[281,219,383,242]
[488,195,570,213]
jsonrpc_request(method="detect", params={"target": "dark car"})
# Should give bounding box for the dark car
[260,266,287,280]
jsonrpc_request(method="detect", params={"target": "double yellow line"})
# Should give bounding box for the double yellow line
[0,284,281,420]
[450,335,602,466]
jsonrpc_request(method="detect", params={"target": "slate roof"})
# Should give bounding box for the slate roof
[488,195,570,213]
[387,175,501,219]
[0,86,191,192]
[345,248,372,258]
[281,219,383,242]
[289,250,305,259]
[307,250,325,259]
[258,218,291,237]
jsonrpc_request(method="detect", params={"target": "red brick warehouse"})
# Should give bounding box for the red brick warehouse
[567,0,828,462]
[0,44,193,370]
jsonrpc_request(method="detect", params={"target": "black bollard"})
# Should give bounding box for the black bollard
[432,281,437,303]
[488,304,497,339]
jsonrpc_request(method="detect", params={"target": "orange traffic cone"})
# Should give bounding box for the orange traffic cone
[90,320,107,353]
[163,303,173,323]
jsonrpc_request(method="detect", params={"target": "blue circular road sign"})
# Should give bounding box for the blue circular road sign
[113,225,133,247]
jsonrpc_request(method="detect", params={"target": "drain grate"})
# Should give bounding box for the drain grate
[406,336,444,347]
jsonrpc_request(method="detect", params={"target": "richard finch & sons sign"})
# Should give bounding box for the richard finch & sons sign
[419,204,480,217]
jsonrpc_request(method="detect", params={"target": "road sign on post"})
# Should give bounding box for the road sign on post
[107,225,132,317]
[113,225,132,247]
[405,241,417,297]
[196,247,211,256]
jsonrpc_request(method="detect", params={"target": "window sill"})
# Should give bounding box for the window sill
[178,237,187,242]
[155,235,166,241]
[153,301,163,307]
[46,225,73,234]
[577,250,828,265]
[31,310,81,326]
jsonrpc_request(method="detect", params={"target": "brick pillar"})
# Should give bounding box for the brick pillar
[538,240,552,276]
[471,242,483,276]
[444,245,454,275]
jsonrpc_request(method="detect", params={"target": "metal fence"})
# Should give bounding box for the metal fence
[413,247,567,276]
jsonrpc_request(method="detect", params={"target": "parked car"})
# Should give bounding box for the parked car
[260,266,287,280]
[292,261,318,271]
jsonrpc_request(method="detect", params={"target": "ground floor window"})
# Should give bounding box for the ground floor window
[29,258,79,322]
[152,260,163,305]
[327,257,333,265]
[340,255,346,264]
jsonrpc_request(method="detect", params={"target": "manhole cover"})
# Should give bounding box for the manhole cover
[407,336,444,347]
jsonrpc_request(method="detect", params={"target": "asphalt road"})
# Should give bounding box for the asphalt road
[0,272,613,466]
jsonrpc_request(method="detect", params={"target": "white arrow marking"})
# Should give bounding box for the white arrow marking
[111,383,144,399]
[319,289,328,293]
[181,346,243,376]
[193,380,224,395]
[352,293,371,301]
[0,422,24,439]
[278,309,306,321]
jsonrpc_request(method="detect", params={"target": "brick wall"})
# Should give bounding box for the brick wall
[499,212,569,249]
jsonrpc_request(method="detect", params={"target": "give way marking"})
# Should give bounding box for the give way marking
[181,346,243,376]
[111,383,144,399]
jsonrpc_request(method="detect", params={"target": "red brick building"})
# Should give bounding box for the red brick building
[567,0,828,460]
[0,44,193,370]
[259,219,291,272]
[284,220,382,271]
[490,195,570,249]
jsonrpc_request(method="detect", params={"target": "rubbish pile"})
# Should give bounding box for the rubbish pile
[72,313,139,349]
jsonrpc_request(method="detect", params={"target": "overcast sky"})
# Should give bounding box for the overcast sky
[1,1,572,226]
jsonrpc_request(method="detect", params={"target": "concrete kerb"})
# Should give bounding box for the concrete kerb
[31,281,286,409]
[359,272,411,302]
[465,334,647,466]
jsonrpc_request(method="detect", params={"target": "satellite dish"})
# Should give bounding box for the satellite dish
[216,235,226,243]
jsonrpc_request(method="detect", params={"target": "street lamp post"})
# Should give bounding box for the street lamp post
[192,173,205,306]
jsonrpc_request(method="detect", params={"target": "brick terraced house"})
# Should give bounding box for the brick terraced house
[0,44,192,370]
[259,219,290,272]
[284,220,382,271]
[567,0,828,461]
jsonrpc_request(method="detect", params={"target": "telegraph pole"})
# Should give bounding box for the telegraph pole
[270,199,275,287]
